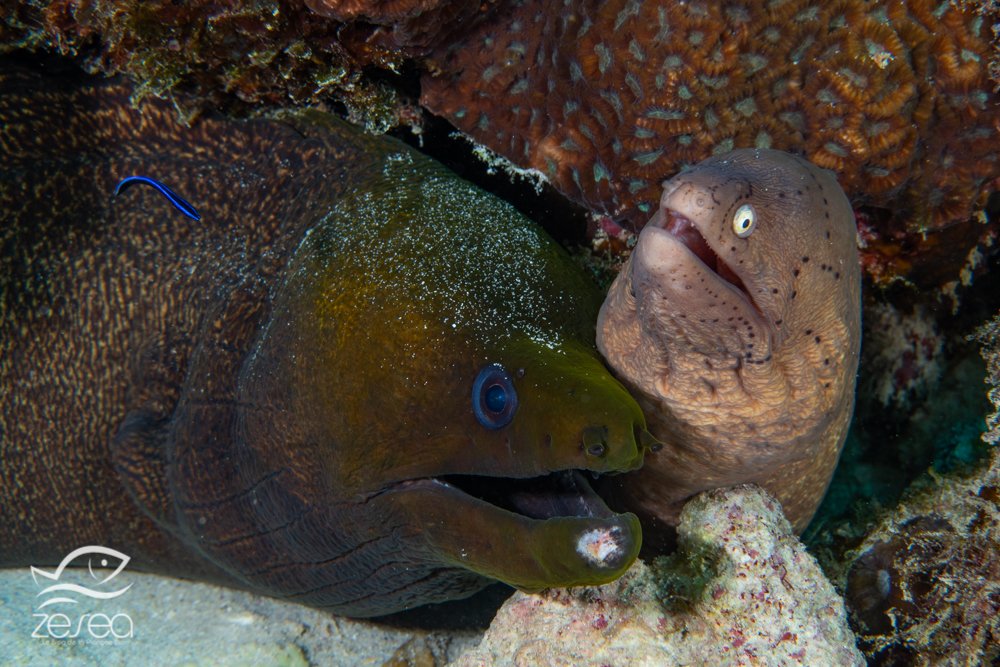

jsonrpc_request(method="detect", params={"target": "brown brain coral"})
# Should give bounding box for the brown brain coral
[422,0,999,236]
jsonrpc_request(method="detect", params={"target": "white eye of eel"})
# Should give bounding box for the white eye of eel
[732,203,756,238]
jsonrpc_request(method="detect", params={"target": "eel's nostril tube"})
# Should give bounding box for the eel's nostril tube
[637,425,663,453]
[583,426,608,457]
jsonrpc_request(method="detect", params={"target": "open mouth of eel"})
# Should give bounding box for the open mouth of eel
[382,428,652,584]
[652,206,755,306]
[652,208,750,299]
[437,424,657,521]
[440,469,615,521]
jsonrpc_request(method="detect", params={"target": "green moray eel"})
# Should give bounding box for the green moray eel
[597,149,861,548]
[0,65,657,617]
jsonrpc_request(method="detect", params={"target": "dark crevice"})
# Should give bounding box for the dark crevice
[441,470,612,520]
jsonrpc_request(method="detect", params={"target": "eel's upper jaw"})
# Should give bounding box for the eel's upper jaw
[433,421,657,521]
[381,418,657,524]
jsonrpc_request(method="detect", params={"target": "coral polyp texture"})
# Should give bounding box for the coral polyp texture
[421,0,999,267]
[972,310,1000,445]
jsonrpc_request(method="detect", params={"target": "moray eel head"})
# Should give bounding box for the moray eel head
[377,340,651,591]
[206,154,656,614]
[625,149,857,369]
[598,148,861,542]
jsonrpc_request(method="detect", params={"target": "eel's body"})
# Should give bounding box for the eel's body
[597,149,861,546]
[0,65,656,617]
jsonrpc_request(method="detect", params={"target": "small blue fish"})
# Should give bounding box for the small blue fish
[114,176,201,221]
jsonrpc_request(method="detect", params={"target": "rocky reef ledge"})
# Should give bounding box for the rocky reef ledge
[452,485,863,667]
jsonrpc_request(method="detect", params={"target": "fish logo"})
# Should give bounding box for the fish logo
[31,546,132,609]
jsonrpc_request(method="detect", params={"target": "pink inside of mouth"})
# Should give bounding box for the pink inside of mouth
[663,211,715,265]
[657,209,749,295]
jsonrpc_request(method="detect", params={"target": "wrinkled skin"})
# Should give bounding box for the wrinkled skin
[598,149,861,549]
[0,65,655,617]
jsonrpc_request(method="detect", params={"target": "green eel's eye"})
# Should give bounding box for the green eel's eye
[472,363,518,429]
[732,203,756,238]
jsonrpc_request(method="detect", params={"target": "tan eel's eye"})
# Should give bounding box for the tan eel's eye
[732,204,756,238]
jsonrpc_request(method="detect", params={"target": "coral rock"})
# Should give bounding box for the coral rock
[422,0,1000,281]
[972,309,1000,445]
[452,485,863,667]
[0,1,491,123]
[840,315,1000,664]
[842,453,999,664]
[302,0,491,55]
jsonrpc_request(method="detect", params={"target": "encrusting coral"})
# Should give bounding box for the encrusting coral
[972,310,1000,445]
[421,0,999,282]
[452,485,863,667]
[302,0,488,52]
[0,0,491,127]
[841,450,999,665]
[837,310,1000,665]
[860,301,943,410]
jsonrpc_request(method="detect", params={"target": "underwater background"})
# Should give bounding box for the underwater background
[1,1,998,665]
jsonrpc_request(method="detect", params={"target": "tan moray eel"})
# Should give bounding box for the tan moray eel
[0,65,658,617]
[598,149,861,548]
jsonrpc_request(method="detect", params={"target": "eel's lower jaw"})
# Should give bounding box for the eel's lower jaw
[385,472,641,590]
